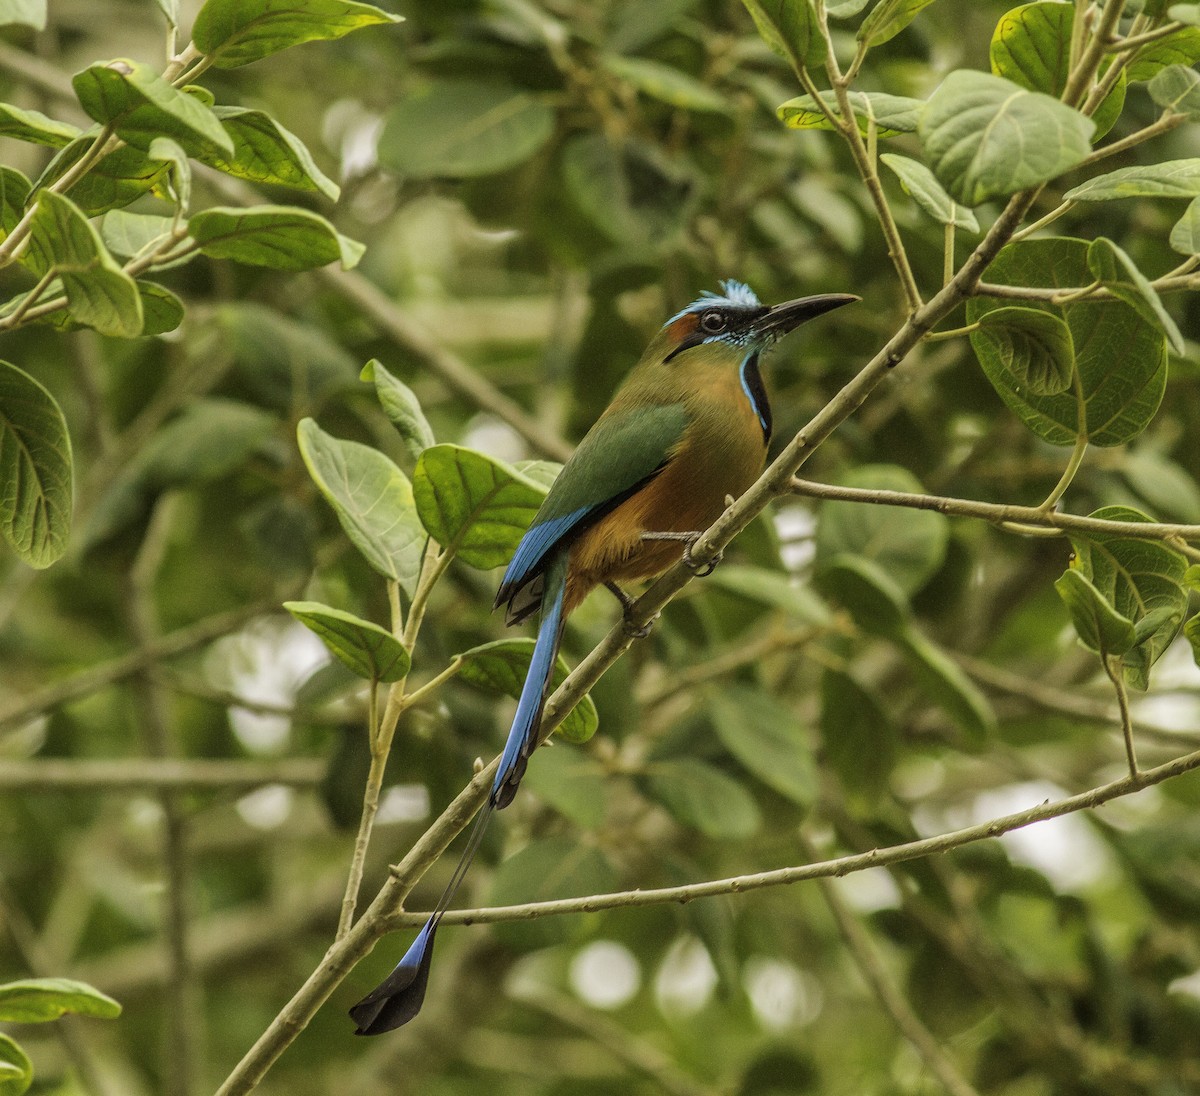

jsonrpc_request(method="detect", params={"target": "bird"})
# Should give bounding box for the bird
[348,280,858,1035]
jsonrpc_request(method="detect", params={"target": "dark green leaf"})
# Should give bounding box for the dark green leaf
[815,464,949,595]
[1087,237,1184,354]
[191,106,339,200]
[920,71,1094,206]
[1054,568,1137,656]
[0,1033,31,1096]
[25,191,143,337]
[0,102,80,147]
[778,90,923,136]
[0,361,72,568]
[1126,26,1200,82]
[974,305,1076,396]
[1186,611,1200,669]
[641,758,761,838]
[740,0,826,71]
[137,399,276,486]
[709,686,818,809]
[457,637,598,744]
[188,206,364,270]
[137,281,184,335]
[990,2,1125,138]
[814,552,911,635]
[858,0,937,47]
[895,627,995,746]
[361,359,435,462]
[284,601,410,682]
[881,153,979,230]
[1066,505,1187,689]
[72,58,232,155]
[412,444,547,570]
[0,168,30,237]
[0,978,121,1023]
[820,669,897,803]
[192,0,402,68]
[34,138,165,216]
[967,237,1166,447]
[488,837,616,948]
[378,80,555,179]
[297,417,426,595]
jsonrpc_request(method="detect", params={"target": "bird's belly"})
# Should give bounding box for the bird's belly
[565,426,766,611]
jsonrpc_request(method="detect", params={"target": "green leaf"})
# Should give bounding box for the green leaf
[488,837,616,948]
[974,305,1076,396]
[1066,505,1188,689]
[599,55,728,112]
[1171,196,1200,254]
[136,399,277,486]
[815,553,910,636]
[778,90,923,136]
[0,102,80,147]
[0,361,72,568]
[521,745,606,828]
[0,168,30,237]
[0,0,44,29]
[191,106,339,200]
[820,669,897,803]
[72,58,232,155]
[1122,450,1200,522]
[740,0,826,72]
[412,444,547,570]
[967,237,1166,447]
[155,0,180,27]
[881,153,979,230]
[990,2,1125,138]
[858,0,938,47]
[34,138,166,216]
[815,464,949,596]
[148,136,192,210]
[137,281,185,336]
[1186,611,1200,669]
[284,601,410,682]
[378,79,554,179]
[1170,2,1200,24]
[1126,26,1200,82]
[0,978,121,1023]
[704,564,833,625]
[1065,158,1200,200]
[920,70,1095,206]
[25,191,143,337]
[188,206,364,270]
[192,0,402,68]
[361,359,435,462]
[641,758,761,838]
[296,417,426,596]
[100,211,175,261]
[1148,63,1200,116]
[895,627,995,746]
[709,686,817,810]
[0,1033,31,1096]
[457,637,599,744]
[1087,237,1184,355]
[1054,568,1137,656]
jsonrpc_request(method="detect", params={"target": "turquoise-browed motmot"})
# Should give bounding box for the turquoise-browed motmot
[349,281,857,1034]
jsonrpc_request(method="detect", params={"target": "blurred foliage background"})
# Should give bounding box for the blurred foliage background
[3,1,1200,1094]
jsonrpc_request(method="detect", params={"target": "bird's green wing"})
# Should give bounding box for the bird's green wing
[495,401,688,607]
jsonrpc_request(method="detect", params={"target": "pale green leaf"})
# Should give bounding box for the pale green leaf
[778,90,923,136]
[1148,63,1200,115]
[189,206,363,270]
[0,0,44,29]
[920,71,1095,206]
[0,102,80,147]
[1087,237,1184,354]
[881,153,979,230]
[1066,158,1200,200]
[361,359,435,462]
[858,0,938,47]
[0,360,72,568]
[0,979,120,1023]
[600,55,728,112]
[0,1033,31,1096]
[641,759,761,838]
[284,601,410,682]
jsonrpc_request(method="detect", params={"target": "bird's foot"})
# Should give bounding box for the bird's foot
[640,530,722,576]
[605,582,656,638]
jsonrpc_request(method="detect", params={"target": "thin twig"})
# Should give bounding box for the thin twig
[0,757,326,791]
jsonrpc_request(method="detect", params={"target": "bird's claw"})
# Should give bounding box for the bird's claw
[622,612,658,640]
[682,535,722,577]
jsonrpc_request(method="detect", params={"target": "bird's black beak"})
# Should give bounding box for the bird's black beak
[753,293,860,339]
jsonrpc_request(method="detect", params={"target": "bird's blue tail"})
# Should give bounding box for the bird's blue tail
[349,557,569,1035]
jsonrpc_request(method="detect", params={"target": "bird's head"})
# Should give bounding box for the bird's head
[657,279,858,363]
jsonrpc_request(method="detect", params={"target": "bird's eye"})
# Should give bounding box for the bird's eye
[700,309,728,334]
